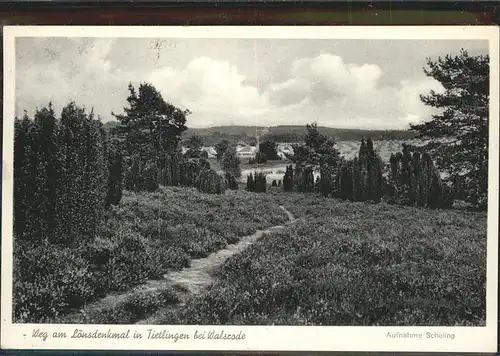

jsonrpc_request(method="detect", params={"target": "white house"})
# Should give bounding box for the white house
[237,145,258,158]
[277,143,294,159]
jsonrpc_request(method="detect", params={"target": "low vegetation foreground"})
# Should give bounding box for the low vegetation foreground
[161,192,487,326]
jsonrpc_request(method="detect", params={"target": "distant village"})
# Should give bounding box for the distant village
[181,142,295,160]
[182,127,295,160]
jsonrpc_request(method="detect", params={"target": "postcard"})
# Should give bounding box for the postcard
[1,25,498,352]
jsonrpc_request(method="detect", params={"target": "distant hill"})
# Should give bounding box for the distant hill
[103,122,417,146]
[184,125,417,145]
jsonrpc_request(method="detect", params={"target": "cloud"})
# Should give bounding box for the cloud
[262,53,443,129]
[16,38,135,120]
[147,56,272,127]
[15,39,445,130]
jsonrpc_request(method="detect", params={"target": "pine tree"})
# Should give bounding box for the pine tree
[411,49,489,209]
[112,83,189,161]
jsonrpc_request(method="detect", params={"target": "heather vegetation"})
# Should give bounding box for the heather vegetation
[166,193,486,326]
[14,185,288,322]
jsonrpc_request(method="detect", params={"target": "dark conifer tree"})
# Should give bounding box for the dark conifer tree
[129,154,142,191]
[319,165,334,197]
[246,173,253,192]
[358,138,367,160]
[199,157,211,171]
[82,117,108,239]
[283,165,293,192]
[105,142,123,208]
[143,163,160,192]
[225,172,238,190]
[400,144,413,203]
[31,104,61,243]
[388,153,400,200]
[351,157,362,202]
[14,113,36,239]
[371,155,384,203]
[409,152,421,206]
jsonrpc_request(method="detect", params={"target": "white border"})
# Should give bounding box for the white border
[2,26,499,352]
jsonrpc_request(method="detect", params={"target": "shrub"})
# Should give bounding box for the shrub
[121,288,180,321]
[249,173,267,193]
[13,240,98,322]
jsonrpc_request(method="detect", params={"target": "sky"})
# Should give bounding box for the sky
[15,37,488,130]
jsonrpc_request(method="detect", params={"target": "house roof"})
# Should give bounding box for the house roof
[238,146,257,154]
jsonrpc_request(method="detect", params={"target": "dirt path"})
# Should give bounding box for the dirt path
[136,205,296,324]
[58,206,296,324]
[153,206,295,295]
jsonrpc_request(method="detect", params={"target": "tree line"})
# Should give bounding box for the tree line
[13,82,244,246]
[14,103,122,244]
[277,129,454,209]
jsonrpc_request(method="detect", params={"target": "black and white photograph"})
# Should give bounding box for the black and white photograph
[1,26,498,352]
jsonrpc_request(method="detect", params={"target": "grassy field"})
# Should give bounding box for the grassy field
[13,187,289,323]
[159,192,486,326]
